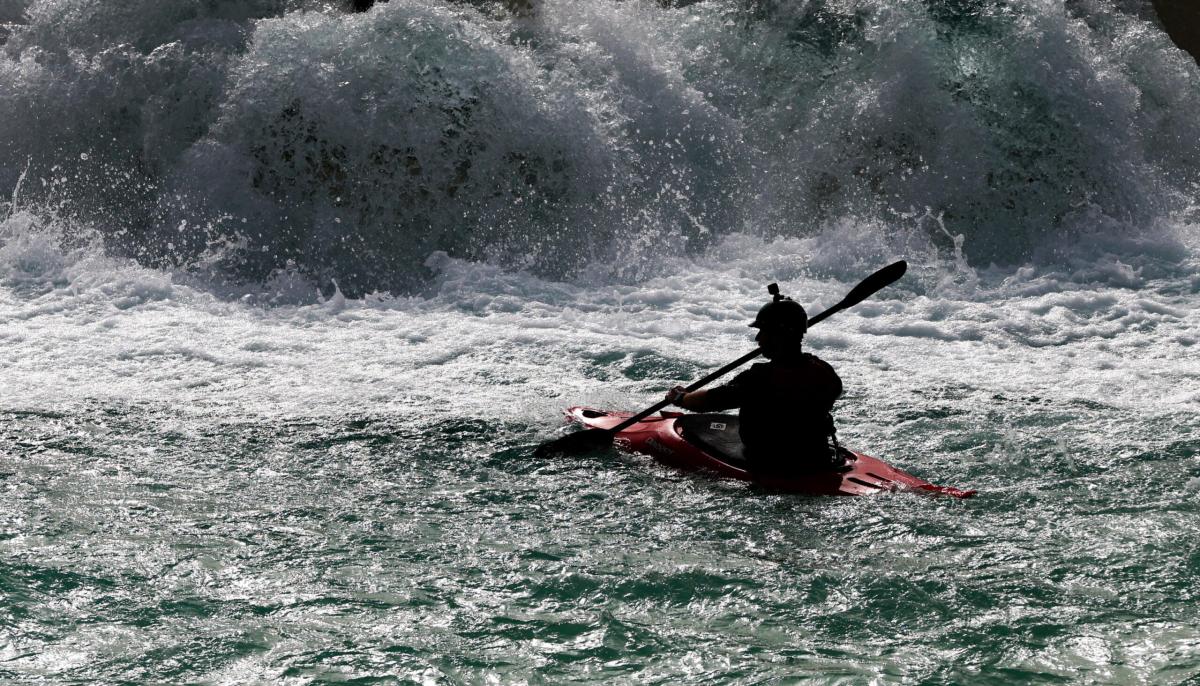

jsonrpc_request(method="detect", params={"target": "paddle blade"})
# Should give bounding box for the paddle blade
[840,260,907,310]
[918,484,977,499]
[533,428,615,458]
[806,260,908,328]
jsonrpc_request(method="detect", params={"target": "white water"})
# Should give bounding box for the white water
[3,207,1195,452]
[2,2,1200,681]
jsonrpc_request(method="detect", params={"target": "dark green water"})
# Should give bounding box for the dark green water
[3,391,1196,684]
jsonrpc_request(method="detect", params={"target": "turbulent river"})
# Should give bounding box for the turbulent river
[2,0,1198,683]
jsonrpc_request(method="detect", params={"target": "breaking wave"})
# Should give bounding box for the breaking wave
[1,0,1197,294]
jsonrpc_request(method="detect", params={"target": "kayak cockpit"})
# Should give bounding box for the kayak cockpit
[674,413,747,466]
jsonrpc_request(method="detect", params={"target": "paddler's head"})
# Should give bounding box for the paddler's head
[750,283,807,359]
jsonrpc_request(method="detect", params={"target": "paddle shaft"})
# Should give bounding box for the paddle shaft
[606,348,762,434]
[604,295,857,435]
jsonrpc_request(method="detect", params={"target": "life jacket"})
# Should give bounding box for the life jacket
[731,355,843,473]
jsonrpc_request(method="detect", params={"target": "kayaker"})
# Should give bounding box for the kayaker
[664,289,844,474]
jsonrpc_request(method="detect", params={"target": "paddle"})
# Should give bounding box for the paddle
[533,260,908,458]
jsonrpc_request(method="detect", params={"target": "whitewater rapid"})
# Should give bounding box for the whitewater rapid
[3,206,1195,438]
[4,205,1199,682]
[3,0,1199,289]
[3,0,1200,683]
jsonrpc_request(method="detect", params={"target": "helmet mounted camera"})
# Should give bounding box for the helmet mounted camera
[750,282,808,335]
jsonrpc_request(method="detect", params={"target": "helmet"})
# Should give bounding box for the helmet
[749,283,808,334]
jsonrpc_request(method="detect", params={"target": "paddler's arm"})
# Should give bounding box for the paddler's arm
[666,385,739,412]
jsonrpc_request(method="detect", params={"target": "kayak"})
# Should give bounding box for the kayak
[566,406,976,498]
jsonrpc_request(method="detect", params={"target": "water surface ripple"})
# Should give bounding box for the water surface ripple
[2,390,1197,683]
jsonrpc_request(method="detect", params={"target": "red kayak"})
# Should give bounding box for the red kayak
[567,406,976,498]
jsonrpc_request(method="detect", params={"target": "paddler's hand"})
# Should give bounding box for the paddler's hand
[666,386,688,406]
